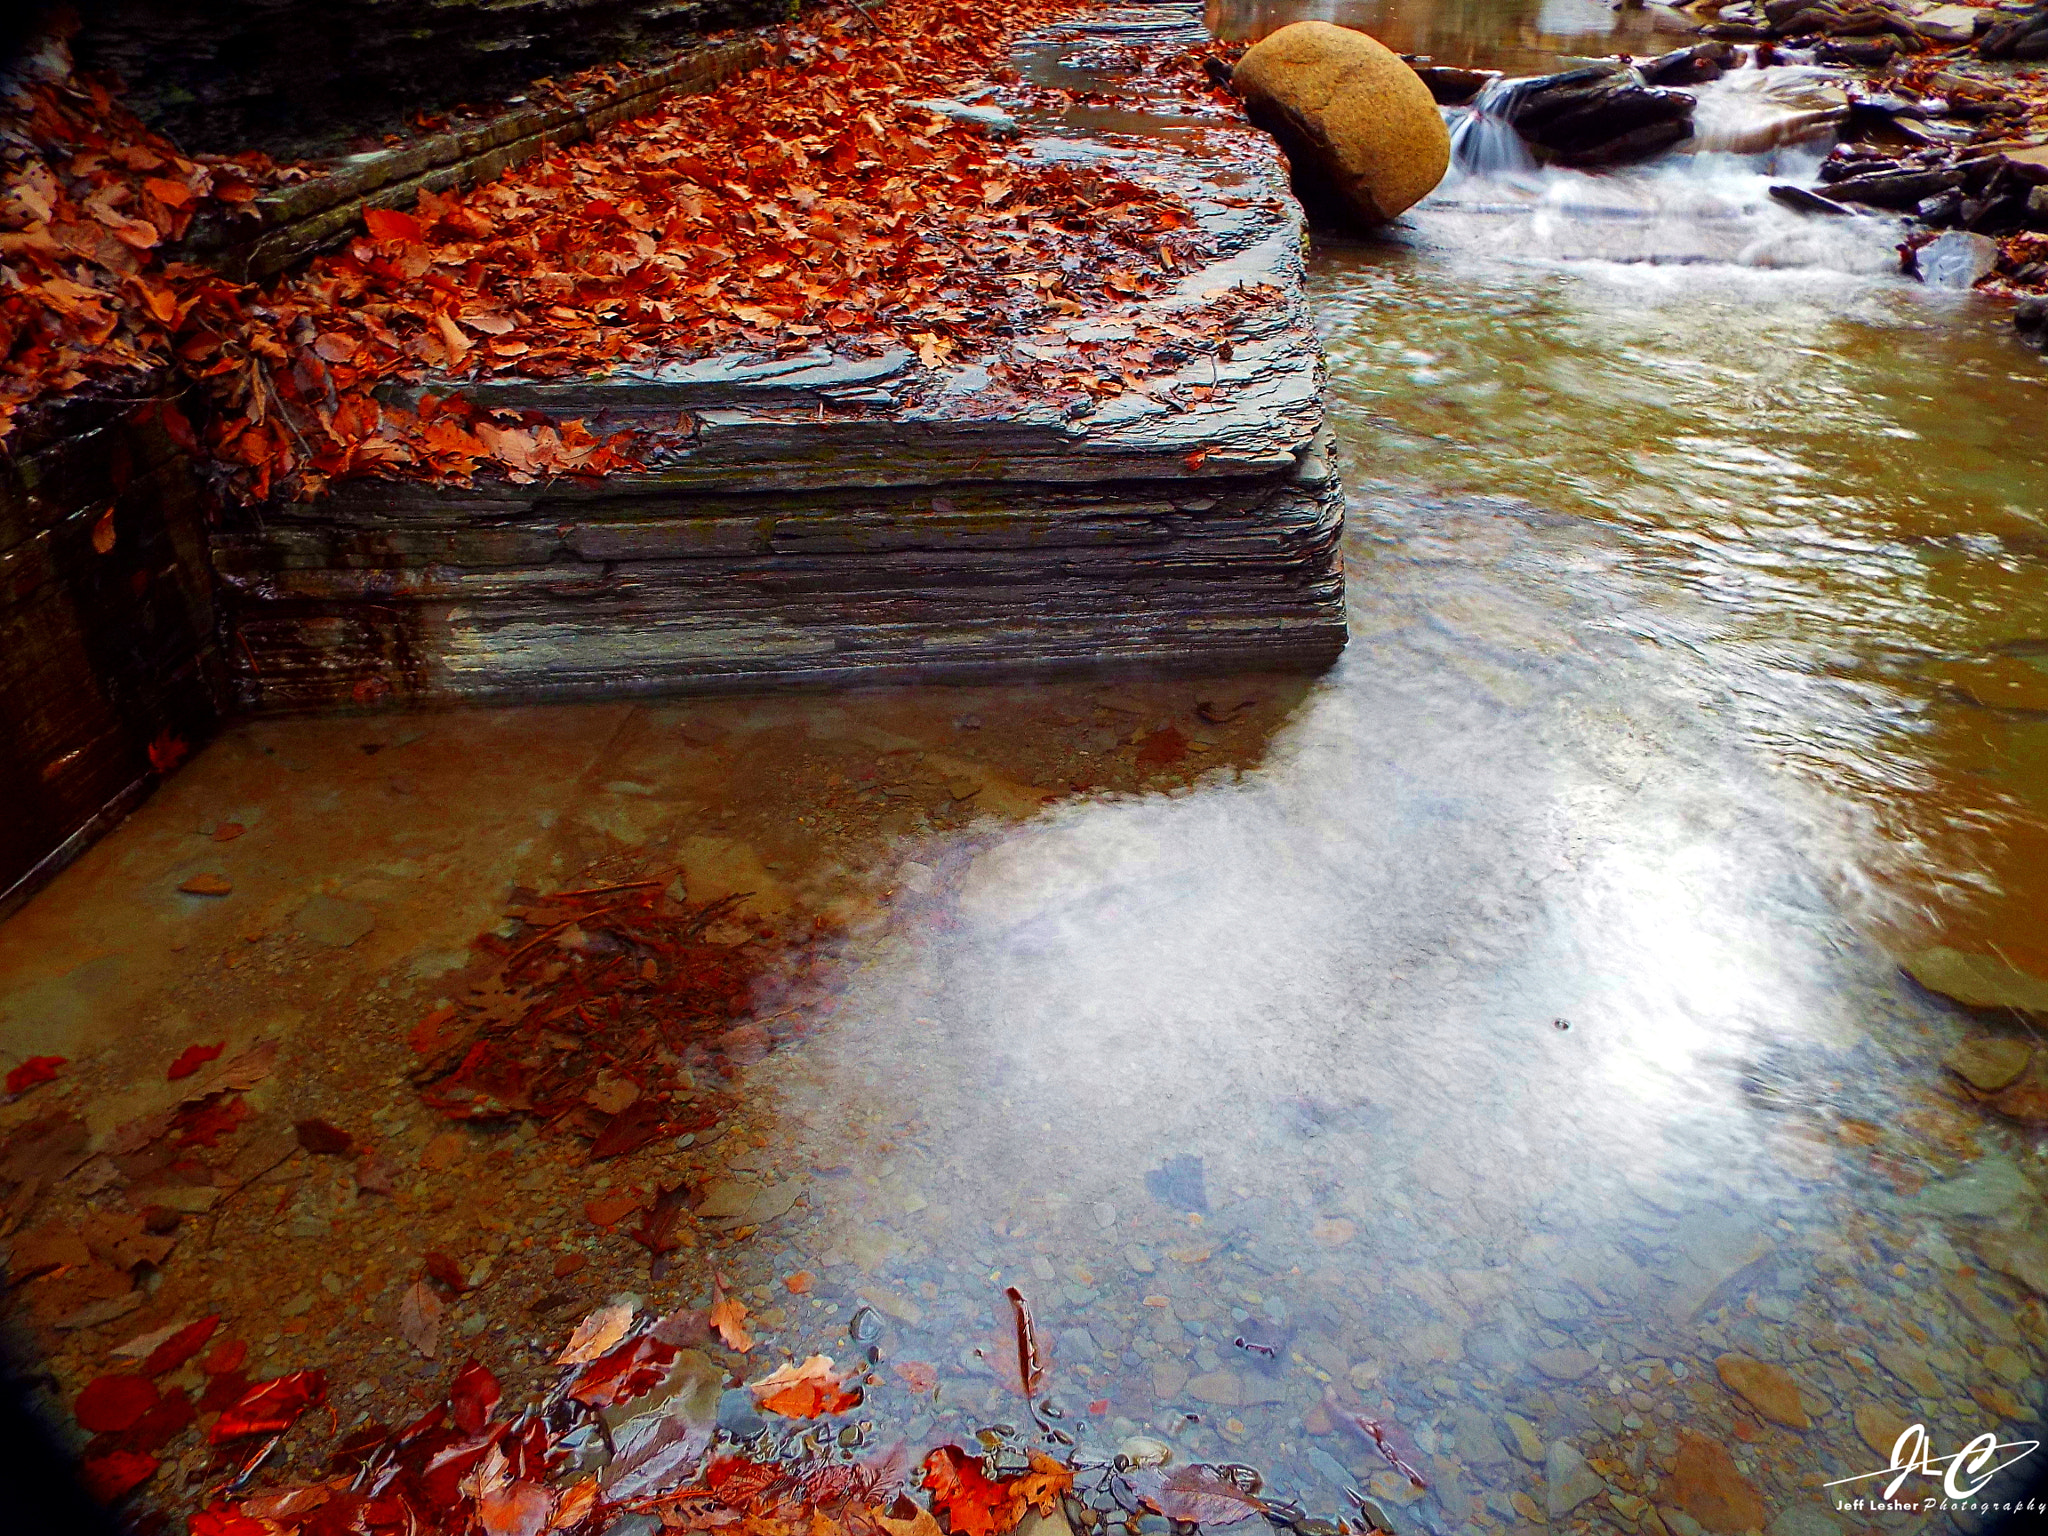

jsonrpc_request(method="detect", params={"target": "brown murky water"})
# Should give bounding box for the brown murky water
[3,4,2045,1534]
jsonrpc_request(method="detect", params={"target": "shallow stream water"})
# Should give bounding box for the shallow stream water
[718,6,2048,1535]
[4,5,2044,1533]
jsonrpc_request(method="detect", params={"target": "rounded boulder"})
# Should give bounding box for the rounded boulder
[1232,22,1450,226]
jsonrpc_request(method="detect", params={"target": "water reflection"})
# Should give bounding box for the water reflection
[709,9,2048,1536]
[1206,0,1699,73]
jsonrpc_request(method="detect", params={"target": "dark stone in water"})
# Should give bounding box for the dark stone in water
[1413,65,1497,106]
[1769,184,1856,216]
[1822,164,1966,209]
[1637,42,1734,87]
[1145,1153,1209,1213]
[1491,64,1696,169]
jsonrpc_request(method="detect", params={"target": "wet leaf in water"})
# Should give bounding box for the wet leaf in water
[166,1042,225,1081]
[711,1278,754,1353]
[557,1299,635,1364]
[6,1056,65,1095]
[80,1448,157,1504]
[1134,726,1189,768]
[1128,1465,1268,1525]
[450,1359,502,1434]
[75,1372,158,1432]
[400,1278,444,1359]
[875,1498,946,1536]
[141,1315,219,1376]
[749,1354,865,1418]
[209,1369,326,1441]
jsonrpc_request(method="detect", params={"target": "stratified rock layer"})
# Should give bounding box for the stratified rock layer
[212,7,1348,711]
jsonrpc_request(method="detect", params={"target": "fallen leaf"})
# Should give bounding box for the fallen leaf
[399,1278,444,1359]
[75,1373,158,1432]
[200,1339,247,1375]
[212,821,246,842]
[748,1354,863,1418]
[450,1359,503,1435]
[91,506,117,553]
[557,1299,635,1364]
[710,1280,753,1353]
[1129,1465,1266,1526]
[784,1270,816,1294]
[81,1449,158,1504]
[209,1369,325,1441]
[425,1249,470,1293]
[166,1041,226,1080]
[363,207,424,242]
[142,1315,220,1376]
[1134,727,1189,769]
[178,872,233,896]
[874,1499,945,1536]
[6,1056,66,1095]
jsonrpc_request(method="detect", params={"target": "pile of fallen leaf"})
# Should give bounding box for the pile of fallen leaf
[156,1277,1315,1536]
[5,1040,283,1337]
[0,33,264,446]
[3,0,1236,504]
[408,878,843,1221]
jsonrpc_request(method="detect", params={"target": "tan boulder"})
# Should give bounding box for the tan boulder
[1232,22,1450,226]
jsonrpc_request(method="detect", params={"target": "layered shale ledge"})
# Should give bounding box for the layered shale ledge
[211,7,1349,712]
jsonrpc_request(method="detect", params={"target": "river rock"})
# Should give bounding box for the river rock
[1668,1430,1766,1534]
[1981,3,2048,59]
[1545,1440,1604,1517]
[1911,3,1983,43]
[1503,1411,1546,1462]
[1715,1354,1810,1429]
[293,893,375,947]
[1902,946,2048,1014]
[1232,22,1450,226]
[1186,1369,1244,1405]
[1449,1404,1509,1466]
[1979,1228,2048,1297]
[1946,1034,2033,1091]
[1529,1346,1596,1380]
[1491,63,1696,168]
[1854,1401,1910,1460]
[1919,230,2000,288]
[694,1178,798,1225]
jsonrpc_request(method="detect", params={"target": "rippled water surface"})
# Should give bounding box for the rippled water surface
[720,7,2048,1535]
[8,5,2045,1533]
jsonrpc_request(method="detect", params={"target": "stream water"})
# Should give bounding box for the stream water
[718,6,2048,1535]
[5,4,2043,1532]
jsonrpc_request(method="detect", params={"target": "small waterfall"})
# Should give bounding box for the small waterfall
[1448,77,1537,178]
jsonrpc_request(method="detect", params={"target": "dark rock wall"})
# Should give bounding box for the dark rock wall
[65,0,794,159]
[0,392,227,916]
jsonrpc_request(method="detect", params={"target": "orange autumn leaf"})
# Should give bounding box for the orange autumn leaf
[921,1446,1024,1536]
[1013,1453,1072,1516]
[747,1354,863,1419]
[363,207,424,242]
[783,1271,815,1295]
[710,1280,753,1353]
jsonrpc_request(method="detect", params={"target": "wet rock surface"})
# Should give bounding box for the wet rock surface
[1487,63,1698,168]
[213,10,1348,710]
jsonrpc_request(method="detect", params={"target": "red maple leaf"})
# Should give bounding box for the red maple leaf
[166,1041,225,1080]
[6,1056,65,1094]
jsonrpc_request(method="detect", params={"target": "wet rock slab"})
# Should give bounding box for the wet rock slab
[213,6,1346,712]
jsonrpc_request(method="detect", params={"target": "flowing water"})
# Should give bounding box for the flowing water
[714,6,2048,1533]
[6,3,2046,1531]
